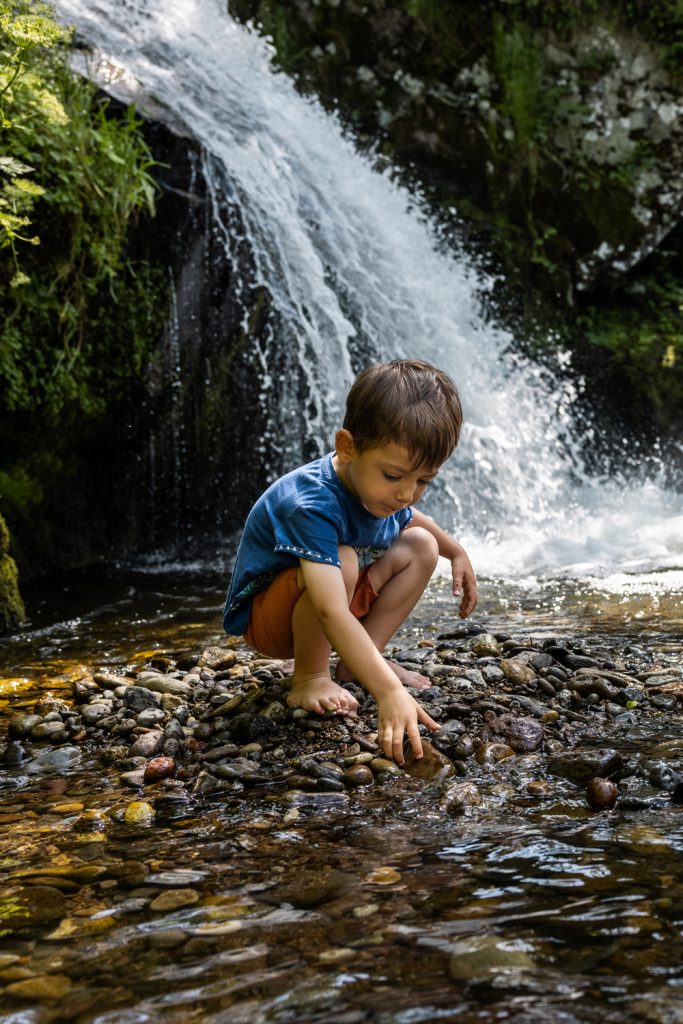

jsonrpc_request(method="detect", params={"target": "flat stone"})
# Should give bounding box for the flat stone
[404,741,455,782]
[136,672,192,697]
[4,886,66,930]
[6,974,72,999]
[123,686,161,713]
[150,888,200,912]
[547,748,623,786]
[129,732,164,758]
[198,646,237,670]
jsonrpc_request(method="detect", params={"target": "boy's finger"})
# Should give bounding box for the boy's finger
[417,705,440,731]
[392,729,406,766]
[407,721,423,759]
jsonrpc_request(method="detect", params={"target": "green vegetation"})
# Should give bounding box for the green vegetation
[0,0,164,600]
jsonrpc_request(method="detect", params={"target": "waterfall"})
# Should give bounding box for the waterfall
[54,0,682,579]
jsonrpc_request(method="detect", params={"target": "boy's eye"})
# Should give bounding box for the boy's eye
[383,473,400,482]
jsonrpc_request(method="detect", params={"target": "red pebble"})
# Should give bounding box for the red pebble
[144,756,176,782]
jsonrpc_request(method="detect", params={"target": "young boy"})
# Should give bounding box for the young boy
[224,359,477,766]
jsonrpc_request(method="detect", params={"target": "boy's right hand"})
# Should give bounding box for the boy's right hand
[376,689,440,766]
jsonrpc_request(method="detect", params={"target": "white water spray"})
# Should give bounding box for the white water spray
[54,0,682,580]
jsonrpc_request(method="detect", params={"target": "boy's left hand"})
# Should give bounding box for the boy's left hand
[451,548,477,618]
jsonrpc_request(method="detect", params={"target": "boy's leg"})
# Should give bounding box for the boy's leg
[287,545,360,716]
[337,527,439,689]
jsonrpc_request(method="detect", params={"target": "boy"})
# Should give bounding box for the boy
[224,359,477,766]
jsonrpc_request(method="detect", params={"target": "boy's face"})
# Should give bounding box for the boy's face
[335,435,439,518]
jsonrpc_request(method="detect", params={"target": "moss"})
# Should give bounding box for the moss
[0,514,25,632]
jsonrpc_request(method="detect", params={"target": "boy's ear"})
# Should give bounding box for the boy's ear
[335,428,356,463]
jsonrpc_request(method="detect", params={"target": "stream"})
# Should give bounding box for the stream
[1,567,682,1023]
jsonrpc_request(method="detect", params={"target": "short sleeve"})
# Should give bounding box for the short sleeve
[273,503,342,567]
[398,506,413,529]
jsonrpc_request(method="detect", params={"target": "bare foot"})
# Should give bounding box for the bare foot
[335,659,431,690]
[287,674,359,716]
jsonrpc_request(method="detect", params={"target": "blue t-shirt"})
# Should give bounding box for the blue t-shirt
[223,452,413,635]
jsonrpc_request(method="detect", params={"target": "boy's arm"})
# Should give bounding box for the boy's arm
[407,508,478,618]
[299,559,439,765]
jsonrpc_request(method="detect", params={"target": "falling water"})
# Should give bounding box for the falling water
[54,0,682,581]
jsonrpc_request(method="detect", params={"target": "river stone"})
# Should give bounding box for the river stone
[150,888,200,912]
[8,714,42,739]
[129,732,164,758]
[500,659,537,685]
[490,714,544,753]
[370,758,402,775]
[30,721,68,742]
[471,633,502,657]
[586,777,619,810]
[6,885,67,931]
[344,764,374,787]
[146,870,209,886]
[135,672,192,697]
[441,781,482,814]
[123,801,155,824]
[123,686,161,713]
[81,702,115,726]
[6,974,72,1000]
[476,741,516,765]
[447,935,535,980]
[404,741,455,781]
[144,756,176,782]
[198,646,237,670]
[121,769,146,789]
[25,746,82,773]
[547,748,623,786]
[137,708,166,728]
[94,669,130,689]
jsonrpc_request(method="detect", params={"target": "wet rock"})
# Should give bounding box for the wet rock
[6,974,72,1000]
[129,732,165,758]
[150,888,200,911]
[4,885,67,931]
[527,780,555,798]
[586,777,619,810]
[2,739,28,764]
[448,935,535,980]
[452,734,475,759]
[441,781,481,814]
[475,741,515,765]
[30,721,68,742]
[485,713,544,753]
[404,741,455,782]
[144,756,176,782]
[25,746,81,773]
[344,764,374,787]
[547,748,623,786]
[8,714,42,739]
[123,801,155,824]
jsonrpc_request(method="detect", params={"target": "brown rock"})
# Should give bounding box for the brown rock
[586,777,618,811]
[404,741,455,782]
[475,742,516,765]
[344,765,374,787]
[500,659,537,686]
[144,756,176,782]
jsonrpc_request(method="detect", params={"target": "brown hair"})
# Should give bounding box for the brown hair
[343,359,462,469]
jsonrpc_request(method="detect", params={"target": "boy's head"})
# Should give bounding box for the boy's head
[342,359,462,471]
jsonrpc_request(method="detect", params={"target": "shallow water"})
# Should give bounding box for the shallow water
[1,569,682,1022]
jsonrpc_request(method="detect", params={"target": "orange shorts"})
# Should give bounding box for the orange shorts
[244,563,379,659]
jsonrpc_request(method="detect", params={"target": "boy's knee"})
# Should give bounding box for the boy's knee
[403,527,439,566]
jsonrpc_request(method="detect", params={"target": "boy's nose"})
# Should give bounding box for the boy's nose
[396,484,415,504]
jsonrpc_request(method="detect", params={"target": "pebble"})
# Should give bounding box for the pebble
[586,777,619,810]
[129,732,164,758]
[144,756,176,782]
[150,888,200,911]
[123,801,155,824]
[6,974,73,999]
